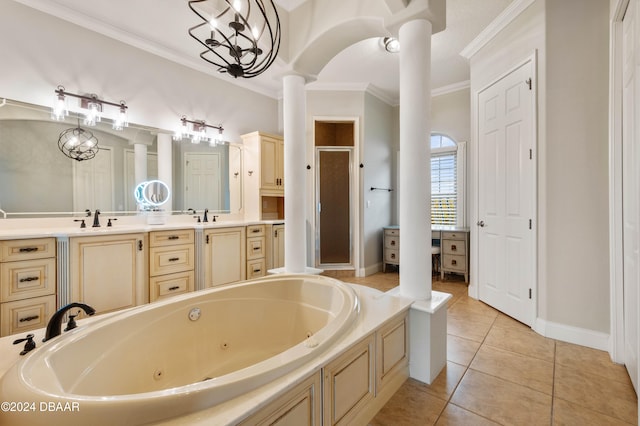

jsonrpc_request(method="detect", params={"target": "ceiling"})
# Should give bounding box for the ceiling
[12,0,512,103]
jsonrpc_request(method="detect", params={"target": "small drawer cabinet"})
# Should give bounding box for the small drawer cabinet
[0,238,57,336]
[246,224,266,279]
[149,229,195,302]
[382,227,399,272]
[441,231,469,283]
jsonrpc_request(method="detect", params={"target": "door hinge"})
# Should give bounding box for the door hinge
[526,78,532,90]
[529,288,532,299]
[274,229,278,237]
[529,219,532,230]
[529,149,533,160]
[138,240,143,251]
[206,235,210,244]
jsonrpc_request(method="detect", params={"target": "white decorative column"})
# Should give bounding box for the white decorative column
[134,143,148,189]
[396,18,450,385]
[399,18,432,299]
[282,74,307,273]
[157,133,173,210]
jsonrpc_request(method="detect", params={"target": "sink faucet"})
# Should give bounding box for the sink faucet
[92,209,101,227]
[43,303,96,342]
[203,208,209,223]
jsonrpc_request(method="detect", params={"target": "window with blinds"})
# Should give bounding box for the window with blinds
[430,134,457,226]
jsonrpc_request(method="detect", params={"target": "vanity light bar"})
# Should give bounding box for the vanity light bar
[173,116,225,146]
[51,85,129,131]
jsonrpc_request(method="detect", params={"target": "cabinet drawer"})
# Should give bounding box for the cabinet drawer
[150,244,195,276]
[1,295,56,337]
[384,228,399,237]
[247,237,266,260]
[149,229,195,247]
[0,238,56,262]
[384,236,399,249]
[247,224,265,237]
[247,258,266,279]
[442,239,466,255]
[150,271,194,302]
[441,231,466,241]
[442,254,466,272]
[1,258,56,302]
[385,249,399,264]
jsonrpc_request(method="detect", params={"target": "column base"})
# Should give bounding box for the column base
[389,290,451,384]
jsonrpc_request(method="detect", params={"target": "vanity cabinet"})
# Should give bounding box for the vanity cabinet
[0,238,57,337]
[382,227,399,272]
[441,231,469,282]
[70,233,147,315]
[242,131,285,221]
[239,371,321,426]
[204,227,246,287]
[149,229,195,302]
[246,224,266,279]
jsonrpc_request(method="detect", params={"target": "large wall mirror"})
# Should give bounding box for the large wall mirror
[0,98,242,217]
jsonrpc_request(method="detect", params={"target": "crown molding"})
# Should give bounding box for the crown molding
[432,80,470,97]
[305,82,399,106]
[460,0,536,59]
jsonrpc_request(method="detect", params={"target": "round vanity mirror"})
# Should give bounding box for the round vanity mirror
[143,180,170,207]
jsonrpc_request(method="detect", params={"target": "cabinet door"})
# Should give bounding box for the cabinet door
[261,137,280,190]
[273,225,285,269]
[205,227,246,287]
[70,234,146,314]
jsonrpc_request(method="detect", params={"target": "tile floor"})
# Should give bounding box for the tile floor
[334,271,638,425]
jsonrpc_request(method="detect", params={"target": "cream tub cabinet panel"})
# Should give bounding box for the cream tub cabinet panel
[240,371,322,426]
[323,333,375,426]
[204,227,246,288]
[70,234,147,315]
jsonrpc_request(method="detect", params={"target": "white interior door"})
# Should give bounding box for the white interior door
[73,147,113,212]
[477,59,536,326]
[622,0,638,392]
[184,152,222,211]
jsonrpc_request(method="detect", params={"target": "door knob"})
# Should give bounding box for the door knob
[477,220,485,227]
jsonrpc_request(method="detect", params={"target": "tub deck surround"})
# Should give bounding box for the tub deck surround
[0,277,413,426]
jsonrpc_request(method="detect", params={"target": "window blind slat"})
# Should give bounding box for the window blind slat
[431,151,457,226]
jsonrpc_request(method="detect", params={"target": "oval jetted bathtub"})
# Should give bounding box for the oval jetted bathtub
[0,274,359,425]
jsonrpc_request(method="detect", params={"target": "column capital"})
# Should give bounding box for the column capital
[280,70,317,85]
[384,0,446,37]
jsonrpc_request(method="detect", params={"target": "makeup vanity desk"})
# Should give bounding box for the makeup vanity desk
[382,225,470,282]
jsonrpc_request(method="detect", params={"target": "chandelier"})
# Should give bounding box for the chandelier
[58,121,100,161]
[187,0,281,78]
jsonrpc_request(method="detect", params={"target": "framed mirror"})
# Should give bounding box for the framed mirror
[0,98,242,217]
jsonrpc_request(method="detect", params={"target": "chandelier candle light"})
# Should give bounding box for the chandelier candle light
[188,0,281,78]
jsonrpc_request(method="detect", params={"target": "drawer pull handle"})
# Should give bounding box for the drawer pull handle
[168,257,180,262]
[168,236,180,240]
[451,259,457,266]
[253,246,261,251]
[252,229,260,233]
[168,286,180,291]
[390,253,396,259]
[19,315,39,323]
[451,244,457,251]
[391,240,396,246]
[253,268,262,273]
[18,247,39,253]
[19,276,40,283]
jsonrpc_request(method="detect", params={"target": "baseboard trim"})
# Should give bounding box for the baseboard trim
[535,318,610,352]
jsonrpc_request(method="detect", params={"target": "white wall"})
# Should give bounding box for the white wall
[469,0,611,340]
[363,92,395,275]
[0,1,279,142]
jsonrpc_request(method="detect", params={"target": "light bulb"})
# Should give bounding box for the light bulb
[51,92,67,121]
[112,103,128,131]
[233,0,241,12]
[252,25,260,39]
[209,17,218,29]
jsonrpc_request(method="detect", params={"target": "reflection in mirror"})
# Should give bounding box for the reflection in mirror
[0,98,242,217]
